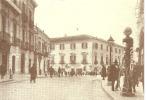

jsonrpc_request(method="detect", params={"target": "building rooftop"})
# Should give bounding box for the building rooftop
[50,34,124,48]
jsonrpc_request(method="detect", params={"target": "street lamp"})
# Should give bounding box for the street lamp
[107,35,114,85]
[121,27,134,96]
[108,36,114,65]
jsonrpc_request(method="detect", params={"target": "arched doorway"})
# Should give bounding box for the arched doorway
[12,56,15,73]
[0,40,10,77]
[0,53,8,76]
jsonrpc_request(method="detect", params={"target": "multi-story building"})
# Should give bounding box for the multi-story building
[34,26,50,75]
[0,0,50,77]
[136,0,144,65]
[50,35,124,73]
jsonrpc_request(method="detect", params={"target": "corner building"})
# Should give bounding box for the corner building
[50,35,124,73]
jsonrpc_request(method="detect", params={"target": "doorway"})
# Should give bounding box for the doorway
[21,54,25,73]
[12,56,15,73]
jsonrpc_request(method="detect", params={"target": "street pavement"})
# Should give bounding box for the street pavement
[0,76,111,100]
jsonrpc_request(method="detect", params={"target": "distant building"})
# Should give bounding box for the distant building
[50,35,124,73]
[34,26,50,75]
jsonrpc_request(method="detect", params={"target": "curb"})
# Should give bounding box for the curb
[0,76,48,85]
[100,80,114,100]
[92,78,114,100]
[0,79,14,83]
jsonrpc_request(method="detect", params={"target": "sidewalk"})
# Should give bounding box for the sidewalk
[99,76,144,100]
[0,73,48,84]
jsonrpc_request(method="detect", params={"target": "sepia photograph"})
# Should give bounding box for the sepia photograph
[0,0,144,100]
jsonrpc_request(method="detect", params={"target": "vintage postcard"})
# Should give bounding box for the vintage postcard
[0,0,144,100]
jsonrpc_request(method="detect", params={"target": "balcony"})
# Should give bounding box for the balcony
[3,0,21,15]
[11,37,21,47]
[0,32,10,43]
[21,42,29,50]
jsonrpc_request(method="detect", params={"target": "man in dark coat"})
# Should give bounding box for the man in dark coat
[109,63,117,91]
[58,67,61,77]
[115,65,120,90]
[50,67,54,78]
[101,65,106,80]
[30,64,37,83]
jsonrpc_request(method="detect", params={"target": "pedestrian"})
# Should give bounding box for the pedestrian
[115,64,120,90]
[101,65,106,80]
[70,68,75,77]
[30,64,37,83]
[107,66,111,81]
[58,67,61,77]
[109,63,117,91]
[50,66,54,78]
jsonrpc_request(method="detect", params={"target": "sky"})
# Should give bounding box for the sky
[34,0,138,46]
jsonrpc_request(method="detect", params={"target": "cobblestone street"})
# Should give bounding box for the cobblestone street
[0,76,110,100]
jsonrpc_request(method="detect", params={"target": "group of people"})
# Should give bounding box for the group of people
[29,65,85,83]
[100,62,144,93]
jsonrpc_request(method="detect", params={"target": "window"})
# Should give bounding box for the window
[118,56,120,65]
[82,42,88,49]
[94,43,98,49]
[106,45,109,51]
[2,15,6,32]
[13,21,17,44]
[22,29,25,42]
[115,48,117,53]
[51,56,55,64]
[60,55,65,64]
[101,44,103,50]
[50,44,55,50]
[82,53,88,64]
[106,55,108,65]
[119,49,121,54]
[70,43,76,50]
[70,54,76,64]
[60,44,65,50]
[94,55,98,64]
[100,55,104,65]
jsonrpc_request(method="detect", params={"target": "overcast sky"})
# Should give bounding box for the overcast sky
[34,0,138,46]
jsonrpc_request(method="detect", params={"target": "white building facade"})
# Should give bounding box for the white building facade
[50,35,124,73]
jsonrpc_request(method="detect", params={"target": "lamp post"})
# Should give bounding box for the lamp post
[107,36,114,85]
[121,27,134,96]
